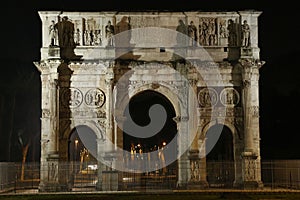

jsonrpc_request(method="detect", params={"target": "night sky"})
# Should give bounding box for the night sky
[0,0,299,162]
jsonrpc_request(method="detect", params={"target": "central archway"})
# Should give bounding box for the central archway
[123,90,178,188]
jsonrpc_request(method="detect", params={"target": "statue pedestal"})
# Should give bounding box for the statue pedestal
[240,47,253,58]
[48,46,60,59]
[60,47,82,61]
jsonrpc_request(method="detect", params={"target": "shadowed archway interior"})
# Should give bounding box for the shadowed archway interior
[69,126,97,165]
[206,124,235,187]
[123,90,177,153]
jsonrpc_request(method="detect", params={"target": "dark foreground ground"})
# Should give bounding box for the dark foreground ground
[1,191,300,200]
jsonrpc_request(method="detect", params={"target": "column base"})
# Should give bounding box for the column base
[176,181,188,190]
[38,182,70,192]
[242,181,264,189]
[233,181,243,189]
[187,181,209,189]
[102,171,119,191]
[95,181,102,191]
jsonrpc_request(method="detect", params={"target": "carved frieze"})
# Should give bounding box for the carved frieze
[199,107,243,118]
[69,109,106,119]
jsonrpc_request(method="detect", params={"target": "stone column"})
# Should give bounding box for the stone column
[102,65,118,191]
[96,143,118,191]
[187,78,208,189]
[96,139,105,190]
[105,65,114,153]
[176,116,190,189]
[187,148,209,189]
[34,59,64,191]
[240,59,264,189]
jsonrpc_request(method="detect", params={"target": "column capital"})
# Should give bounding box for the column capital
[238,58,265,70]
[34,59,63,74]
[172,115,189,123]
[241,151,258,159]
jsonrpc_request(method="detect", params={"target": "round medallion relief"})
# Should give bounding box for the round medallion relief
[220,88,240,106]
[85,88,106,107]
[61,87,83,108]
[198,87,218,107]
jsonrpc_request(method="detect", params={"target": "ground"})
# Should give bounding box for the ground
[1,191,300,200]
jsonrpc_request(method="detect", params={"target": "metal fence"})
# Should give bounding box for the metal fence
[0,162,16,192]
[1,160,300,193]
[261,160,300,189]
[0,162,40,193]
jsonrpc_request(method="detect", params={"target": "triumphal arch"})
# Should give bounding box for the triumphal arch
[34,10,264,192]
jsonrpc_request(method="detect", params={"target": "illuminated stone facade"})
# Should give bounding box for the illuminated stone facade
[34,11,264,191]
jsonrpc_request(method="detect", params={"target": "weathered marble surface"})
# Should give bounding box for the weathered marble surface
[35,10,264,192]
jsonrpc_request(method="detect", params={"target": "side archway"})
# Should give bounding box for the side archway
[203,123,236,188]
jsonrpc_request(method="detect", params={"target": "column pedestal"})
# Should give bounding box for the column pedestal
[187,150,208,189]
[176,156,189,189]
[96,147,119,191]
[241,152,263,189]
[39,154,70,192]
[103,151,118,191]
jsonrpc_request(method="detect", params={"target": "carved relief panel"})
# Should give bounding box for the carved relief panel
[197,17,239,47]
[190,160,201,182]
[82,18,103,46]
[198,18,218,46]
